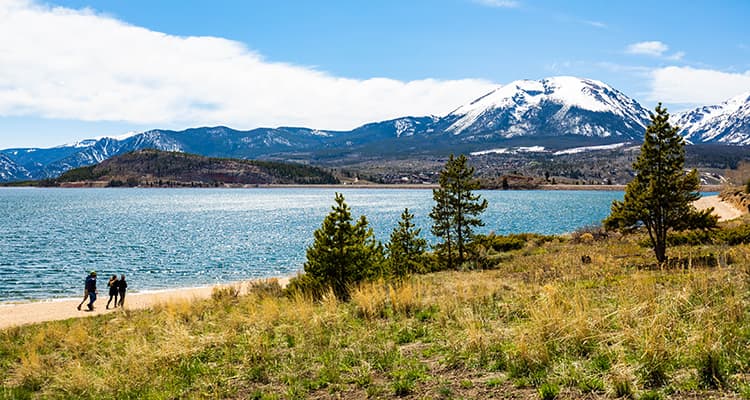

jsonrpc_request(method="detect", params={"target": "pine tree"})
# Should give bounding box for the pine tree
[430,154,488,269]
[603,104,717,264]
[302,192,383,300]
[430,182,455,268]
[386,208,427,279]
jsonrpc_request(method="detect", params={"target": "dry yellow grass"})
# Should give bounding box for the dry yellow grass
[1,238,749,399]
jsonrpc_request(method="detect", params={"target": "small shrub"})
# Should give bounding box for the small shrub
[538,382,560,400]
[591,353,613,373]
[612,375,634,399]
[285,273,326,299]
[437,385,453,398]
[739,383,750,400]
[667,230,714,246]
[697,349,726,389]
[716,224,750,245]
[639,390,662,400]
[638,358,669,389]
[351,282,387,319]
[579,232,595,243]
[578,376,605,394]
[390,360,427,396]
[415,305,439,322]
[211,284,240,302]
[572,225,608,243]
[508,357,547,386]
[474,233,549,253]
[248,278,283,298]
[392,374,416,396]
[486,377,504,387]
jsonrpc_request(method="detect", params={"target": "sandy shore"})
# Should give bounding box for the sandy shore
[694,195,745,222]
[0,277,289,330]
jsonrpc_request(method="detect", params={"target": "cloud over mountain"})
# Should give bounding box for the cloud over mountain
[649,66,750,106]
[0,0,495,131]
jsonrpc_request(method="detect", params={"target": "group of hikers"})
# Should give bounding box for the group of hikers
[76,271,128,311]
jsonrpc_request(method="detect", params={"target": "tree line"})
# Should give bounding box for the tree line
[289,105,719,300]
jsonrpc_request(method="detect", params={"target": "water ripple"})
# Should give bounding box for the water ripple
[0,188,623,301]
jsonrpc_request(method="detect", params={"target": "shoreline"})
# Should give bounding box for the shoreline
[1,183,725,192]
[0,276,290,330]
[0,192,740,330]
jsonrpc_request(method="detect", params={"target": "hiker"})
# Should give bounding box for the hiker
[85,271,98,311]
[76,275,89,311]
[106,274,119,309]
[117,274,127,307]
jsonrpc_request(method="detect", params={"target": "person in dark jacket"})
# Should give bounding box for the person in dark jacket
[117,274,128,307]
[76,279,89,311]
[84,271,98,311]
[106,274,119,309]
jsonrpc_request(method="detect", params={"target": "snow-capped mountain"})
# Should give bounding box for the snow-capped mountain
[444,76,651,140]
[672,92,750,145]
[1,134,185,181]
[0,152,32,181]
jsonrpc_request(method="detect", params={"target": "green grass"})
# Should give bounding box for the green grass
[1,236,750,398]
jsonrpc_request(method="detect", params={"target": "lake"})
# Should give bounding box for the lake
[0,188,623,301]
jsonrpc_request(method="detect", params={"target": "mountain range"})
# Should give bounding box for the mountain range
[1,76,749,182]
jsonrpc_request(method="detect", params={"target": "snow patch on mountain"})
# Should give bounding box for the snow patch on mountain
[553,142,629,155]
[310,129,332,137]
[471,146,547,156]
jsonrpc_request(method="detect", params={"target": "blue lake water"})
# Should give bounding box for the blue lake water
[0,188,624,302]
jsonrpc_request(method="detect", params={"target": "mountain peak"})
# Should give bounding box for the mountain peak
[446,76,650,138]
[672,91,750,145]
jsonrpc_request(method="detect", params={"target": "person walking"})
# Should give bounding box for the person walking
[117,274,128,308]
[85,271,98,311]
[76,273,89,311]
[106,274,119,309]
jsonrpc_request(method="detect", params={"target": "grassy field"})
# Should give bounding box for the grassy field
[2,232,749,399]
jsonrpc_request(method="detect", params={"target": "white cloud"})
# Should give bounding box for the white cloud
[584,20,607,29]
[472,0,520,8]
[0,0,496,131]
[626,41,669,57]
[649,66,750,105]
[665,51,685,61]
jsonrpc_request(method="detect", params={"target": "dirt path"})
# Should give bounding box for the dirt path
[694,195,745,222]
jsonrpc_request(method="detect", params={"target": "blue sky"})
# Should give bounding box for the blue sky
[0,0,749,148]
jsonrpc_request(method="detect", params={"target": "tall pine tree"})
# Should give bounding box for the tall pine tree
[604,104,717,264]
[430,154,488,269]
[386,208,427,279]
[302,192,383,300]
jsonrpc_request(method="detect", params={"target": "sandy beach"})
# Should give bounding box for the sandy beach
[0,277,289,330]
[694,194,745,222]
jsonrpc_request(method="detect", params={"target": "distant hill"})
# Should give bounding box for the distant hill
[52,149,340,186]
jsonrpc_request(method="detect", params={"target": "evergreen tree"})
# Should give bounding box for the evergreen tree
[386,208,427,279]
[430,154,488,269]
[603,104,717,264]
[430,182,455,269]
[302,193,383,300]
